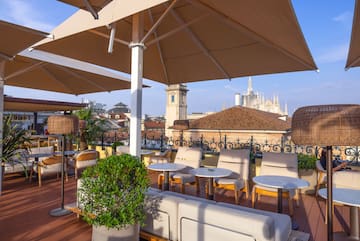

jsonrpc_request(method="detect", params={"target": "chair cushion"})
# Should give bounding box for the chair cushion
[215,178,244,190]
[171,173,195,184]
[178,200,275,241]
[333,170,360,189]
[217,202,292,241]
[253,184,296,197]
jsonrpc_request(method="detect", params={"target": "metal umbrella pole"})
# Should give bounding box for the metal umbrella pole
[49,134,71,217]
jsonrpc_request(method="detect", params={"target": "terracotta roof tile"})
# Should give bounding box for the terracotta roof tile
[189,106,291,131]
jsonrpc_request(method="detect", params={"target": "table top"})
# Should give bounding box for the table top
[318,188,360,207]
[253,175,309,189]
[190,167,232,178]
[147,163,186,172]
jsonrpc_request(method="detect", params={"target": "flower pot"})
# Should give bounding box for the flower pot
[92,224,139,241]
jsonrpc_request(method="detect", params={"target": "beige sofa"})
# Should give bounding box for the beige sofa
[143,189,294,241]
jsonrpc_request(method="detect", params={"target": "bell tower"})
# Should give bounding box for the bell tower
[165,84,188,137]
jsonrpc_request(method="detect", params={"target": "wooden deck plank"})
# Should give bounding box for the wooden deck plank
[0,171,357,241]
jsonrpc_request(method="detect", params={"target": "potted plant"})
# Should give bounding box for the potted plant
[79,154,149,241]
[298,153,317,194]
[1,115,31,178]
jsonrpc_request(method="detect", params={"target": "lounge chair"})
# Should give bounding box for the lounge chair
[213,149,250,204]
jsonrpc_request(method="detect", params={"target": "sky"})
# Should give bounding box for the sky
[1,0,360,116]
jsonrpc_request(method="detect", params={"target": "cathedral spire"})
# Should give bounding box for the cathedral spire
[247,76,253,94]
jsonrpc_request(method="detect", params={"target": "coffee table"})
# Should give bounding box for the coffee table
[318,188,360,241]
[191,167,232,200]
[147,163,186,191]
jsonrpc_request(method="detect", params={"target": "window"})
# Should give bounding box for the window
[171,95,175,103]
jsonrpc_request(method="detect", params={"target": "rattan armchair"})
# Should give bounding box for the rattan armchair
[30,155,67,187]
[69,150,99,179]
[315,160,326,197]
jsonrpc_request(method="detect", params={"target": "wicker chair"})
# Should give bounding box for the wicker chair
[252,152,299,216]
[148,149,172,164]
[30,155,67,187]
[157,147,202,194]
[213,149,250,204]
[69,150,99,179]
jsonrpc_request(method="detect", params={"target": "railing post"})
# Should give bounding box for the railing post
[224,134,227,149]
[200,135,203,150]
[180,132,183,147]
[281,136,284,153]
[160,134,164,152]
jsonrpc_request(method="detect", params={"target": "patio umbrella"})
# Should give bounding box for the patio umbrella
[36,0,317,156]
[346,0,360,69]
[5,49,131,95]
[0,20,49,195]
[57,0,112,19]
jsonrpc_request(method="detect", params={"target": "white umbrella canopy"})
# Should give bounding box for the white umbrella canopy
[36,0,317,156]
[0,20,48,62]
[57,0,113,19]
[37,0,317,84]
[5,49,132,95]
[346,0,360,69]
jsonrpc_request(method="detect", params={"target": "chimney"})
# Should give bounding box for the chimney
[235,93,241,106]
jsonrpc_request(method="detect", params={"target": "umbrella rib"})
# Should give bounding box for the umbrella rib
[89,29,129,47]
[147,9,169,83]
[170,8,231,79]
[187,0,316,70]
[141,0,178,44]
[5,61,45,80]
[82,0,99,19]
[40,64,74,92]
[56,64,108,92]
[146,14,207,47]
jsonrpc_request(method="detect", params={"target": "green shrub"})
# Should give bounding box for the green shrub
[298,153,317,170]
[79,154,149,229]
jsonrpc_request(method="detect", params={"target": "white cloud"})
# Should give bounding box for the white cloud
[316,43,348,64]
[0,0,54,31]
[333,11,353,24]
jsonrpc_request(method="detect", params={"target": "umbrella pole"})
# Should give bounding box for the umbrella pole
[49,135,71,217]
[326,146,333,241]
[129,13,144,158]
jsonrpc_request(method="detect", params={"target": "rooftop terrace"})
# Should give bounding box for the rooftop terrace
[0,171,354,241]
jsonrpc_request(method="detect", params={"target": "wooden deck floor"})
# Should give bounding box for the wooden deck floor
[0,171,355,241]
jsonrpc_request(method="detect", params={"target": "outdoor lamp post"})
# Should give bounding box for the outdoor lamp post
[291,104,360,241]
[47,115,79,216]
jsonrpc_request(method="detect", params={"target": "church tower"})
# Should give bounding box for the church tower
[165,84,188,137]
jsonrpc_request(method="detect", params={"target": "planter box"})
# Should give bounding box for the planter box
[298,169,317,195]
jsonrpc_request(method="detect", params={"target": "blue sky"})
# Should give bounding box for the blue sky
[1,0,359,116]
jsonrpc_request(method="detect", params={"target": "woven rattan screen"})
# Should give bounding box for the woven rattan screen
[291,104,360,146]
[48,115,79,135]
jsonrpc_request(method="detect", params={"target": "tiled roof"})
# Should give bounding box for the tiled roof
[144,120,165,129]
[189,106,291,131]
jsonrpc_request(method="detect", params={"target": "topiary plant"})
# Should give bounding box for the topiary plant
[79,154,150,229]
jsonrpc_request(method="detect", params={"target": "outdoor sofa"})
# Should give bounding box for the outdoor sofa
[71,178,307,241]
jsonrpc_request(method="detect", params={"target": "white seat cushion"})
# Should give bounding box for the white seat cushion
[217,202,291,241]
[215,178,244,190]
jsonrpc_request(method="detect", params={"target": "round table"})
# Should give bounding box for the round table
[191,167,232,200]
[318,188,360,240]
[253,175,309,230]
[147,163,186,191]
